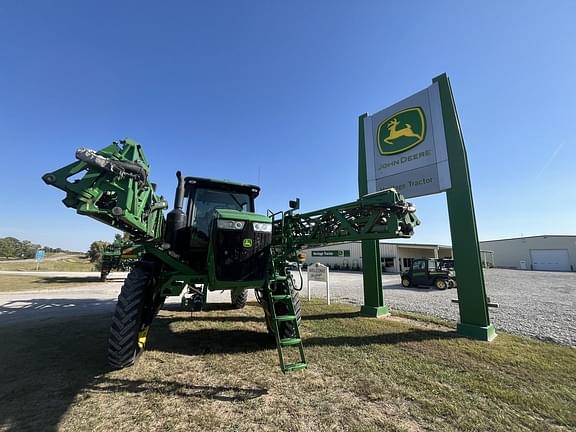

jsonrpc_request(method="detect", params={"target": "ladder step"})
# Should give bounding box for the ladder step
[280,337,302,346]
[283,362,307,372]
[271,294,291,301]
[275,315,297,322]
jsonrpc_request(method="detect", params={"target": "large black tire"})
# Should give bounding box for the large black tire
[278,286,302,339]
[263,283,302,339]
[230,288,248,309]
[290,286,302,327]
[401,277,411,288]
[107,259,162,369]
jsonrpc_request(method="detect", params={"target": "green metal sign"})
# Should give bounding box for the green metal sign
[311,250,351,257]
[358,73,496,342]
[363,83,451,199]
[377,107,426,155]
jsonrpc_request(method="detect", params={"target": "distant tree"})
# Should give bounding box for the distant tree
[19,240,41,259]
[0,237,23,258]
[87,240,109,263]
[113,232,131,243]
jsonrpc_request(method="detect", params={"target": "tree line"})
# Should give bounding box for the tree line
[0,237,74,259]
[0,234,129,263]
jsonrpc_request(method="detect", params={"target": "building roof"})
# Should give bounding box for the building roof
[381,241,452,249]
[479,235,576,243]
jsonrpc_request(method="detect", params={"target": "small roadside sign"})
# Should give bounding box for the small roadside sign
[307,263,330,305]
[35,249,45,262]
[35,249,45,271]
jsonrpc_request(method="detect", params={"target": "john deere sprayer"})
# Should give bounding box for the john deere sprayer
[43,139,419,373]
[99,238,143,281]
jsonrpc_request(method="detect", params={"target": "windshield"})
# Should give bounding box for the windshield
[191,188,251,236]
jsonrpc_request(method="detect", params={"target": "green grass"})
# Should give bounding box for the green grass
[0,300,573,431]
[0,275,113,292]
[0,255,95,272]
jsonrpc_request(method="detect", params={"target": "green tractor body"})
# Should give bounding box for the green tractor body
[100,239,143,281]
[43,139,420,373]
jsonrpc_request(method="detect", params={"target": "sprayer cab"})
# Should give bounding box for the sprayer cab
[164,174,267,270]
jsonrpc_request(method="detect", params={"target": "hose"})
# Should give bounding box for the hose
[289,262,304,292]
[76,148,147,181]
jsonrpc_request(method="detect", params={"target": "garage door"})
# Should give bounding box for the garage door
[530,249,571,272]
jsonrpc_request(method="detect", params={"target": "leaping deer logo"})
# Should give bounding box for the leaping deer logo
[383,118,422,144]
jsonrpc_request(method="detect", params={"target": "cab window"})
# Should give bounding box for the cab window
[190,188,251,237]
[413,260,426,271]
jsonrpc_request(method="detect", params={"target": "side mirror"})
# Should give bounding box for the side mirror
[289,198,300,210]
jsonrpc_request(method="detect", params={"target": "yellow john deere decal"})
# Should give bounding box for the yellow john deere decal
[377,107,426,155]
[243,238,253,248]
[138,326,149,349]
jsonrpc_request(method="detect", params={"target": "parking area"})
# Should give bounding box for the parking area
[300,268,576,346]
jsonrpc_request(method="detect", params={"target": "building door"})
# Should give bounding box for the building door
[530,249,570,272]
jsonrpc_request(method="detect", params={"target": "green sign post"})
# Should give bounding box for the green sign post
[433,73,496,340]
[358,113,388,317]
[358,73,496,341]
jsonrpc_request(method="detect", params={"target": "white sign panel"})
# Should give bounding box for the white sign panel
[307,263,330,305]
[308,263,328,281]
[364,82,451,198]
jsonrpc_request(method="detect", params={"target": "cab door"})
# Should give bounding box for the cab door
[411,259,428,285]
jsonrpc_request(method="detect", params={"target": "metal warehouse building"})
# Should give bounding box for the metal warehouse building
[303,242,453,273]
[479,235,576,272]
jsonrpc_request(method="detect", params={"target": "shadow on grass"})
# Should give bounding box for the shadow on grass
[37,276,104,284]
[159,305,361,323]
[0,314,111,432]
[303,311,361,320]
[148,314,460,358]
[0,308,269,431]
[88,376,267,402]
[161,302,241,313]
[149,321,276,355]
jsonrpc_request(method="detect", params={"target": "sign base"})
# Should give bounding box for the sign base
[457,322,497,341]
[360,305,390,318]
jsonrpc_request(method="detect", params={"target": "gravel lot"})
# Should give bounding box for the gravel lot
[299,268,576,346]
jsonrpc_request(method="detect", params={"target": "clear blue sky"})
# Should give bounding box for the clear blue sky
[1,1,575,251]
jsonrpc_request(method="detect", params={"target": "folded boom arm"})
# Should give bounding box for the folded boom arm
[42,139,167,241]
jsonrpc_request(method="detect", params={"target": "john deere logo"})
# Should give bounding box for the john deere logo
[243,239,253,248]
[377,107,426,155]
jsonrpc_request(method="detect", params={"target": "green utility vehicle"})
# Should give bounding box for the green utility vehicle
[43,139,419,373]
[99,239,143,281]
[401,258,456,290]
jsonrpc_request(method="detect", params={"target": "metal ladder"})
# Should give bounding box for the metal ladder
[267,278,307,373]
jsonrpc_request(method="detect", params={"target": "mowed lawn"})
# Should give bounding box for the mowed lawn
[0,301,574,432]
[0,255,94,272]
[0,275,110,293]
